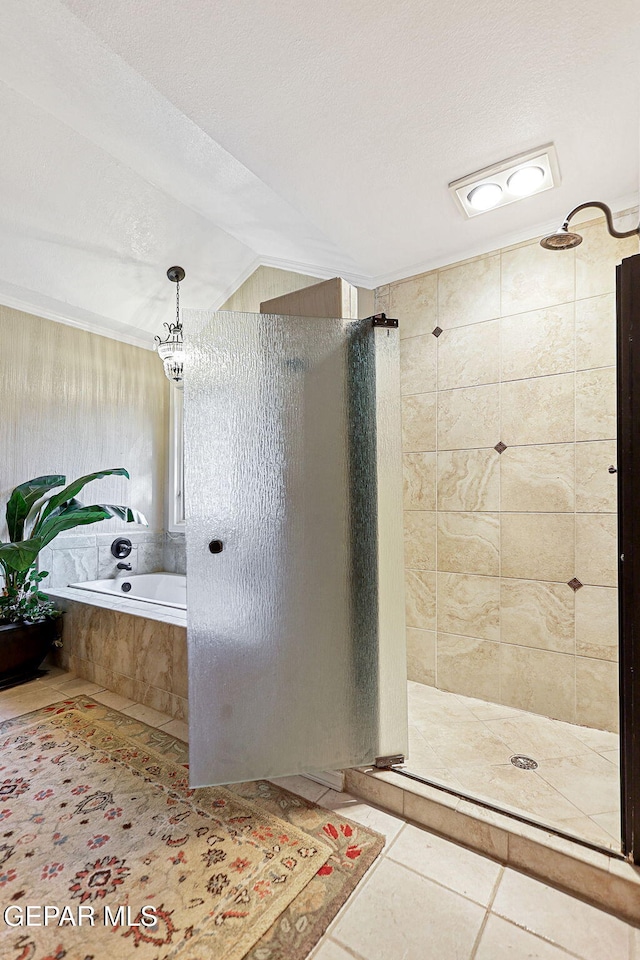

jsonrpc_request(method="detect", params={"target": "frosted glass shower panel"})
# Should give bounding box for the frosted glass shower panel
[185,310,407,786]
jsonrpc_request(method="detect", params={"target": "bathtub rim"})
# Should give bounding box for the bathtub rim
[68,572,186,611]
[45,582,187,628]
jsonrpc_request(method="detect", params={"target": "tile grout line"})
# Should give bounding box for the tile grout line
[489,912,611,960]
[435,271,440,689]
[498,249,503,707]
[322,937,369,960]
[383,846,504,914]
[322,838,394,941]
[469,864,505,960]
[573,259,579,725]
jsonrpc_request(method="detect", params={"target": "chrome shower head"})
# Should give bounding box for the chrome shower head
[540,200,639,251]
[540,227,583,250]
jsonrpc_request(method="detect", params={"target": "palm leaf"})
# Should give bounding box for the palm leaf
[35,468,130,532]
[0,539,45,573]
[5,475,65,542]
[36,502,147,548]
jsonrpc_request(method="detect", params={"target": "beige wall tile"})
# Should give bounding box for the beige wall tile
[400,334,437,395]
[405,570,436,629]
[501,240,575,316]
[404,511,436,570]
[500,646,575,722]
[501,304,574,381]
[395,221,625,728]
[576,657,619,732]
[437,320,499,390]
[403,452,437,509]
[172,695,188,722]
[437,449,499,512]
[575,586,618,661]
[501,513,575,582]
[501,579,574,654]
[437,572,500,641]
[501,374,574,446]
[406,628,436,685]
[343,769,404,816]
[575,513,617,587]
[437,254,501,329]
[575,219,639,300]
[437,512,500,576]
[133,618,173,692]
[391,272,438,339]
[575,293,616,370]
[102,610,135,679]
[373,283,389,313]
[575,367,616,441]
[172,627,188,700]
[438,383,500,450]
[575,440,617,512]
[437,633,500,700]
[402,393,436,451]
[500,443,574,513]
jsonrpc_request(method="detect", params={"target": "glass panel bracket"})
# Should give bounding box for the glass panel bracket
[374,754,406,769]
[367,313,399,329]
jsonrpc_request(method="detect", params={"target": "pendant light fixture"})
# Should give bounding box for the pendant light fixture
[155,266,185,388]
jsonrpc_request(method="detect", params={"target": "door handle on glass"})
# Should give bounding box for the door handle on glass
[209,540,224,554]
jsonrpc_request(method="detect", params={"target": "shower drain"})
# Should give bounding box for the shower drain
[510,754,538,770]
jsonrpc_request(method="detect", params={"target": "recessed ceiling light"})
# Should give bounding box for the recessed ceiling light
[507,165,545,197]
[449,144,561,218]
[467,183,503,211]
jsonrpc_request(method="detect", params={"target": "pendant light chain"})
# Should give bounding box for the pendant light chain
[155,266,186,389]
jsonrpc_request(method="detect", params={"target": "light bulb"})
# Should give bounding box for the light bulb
[467,183,503,211]
[507,165,545,197]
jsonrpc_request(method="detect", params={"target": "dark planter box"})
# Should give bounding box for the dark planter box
[0,618,61,690]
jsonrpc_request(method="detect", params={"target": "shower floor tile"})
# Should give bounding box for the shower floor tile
[406,681,621,851]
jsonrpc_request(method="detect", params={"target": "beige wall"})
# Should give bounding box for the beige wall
[378,215,639,732]
[221,264,375,318]
[0,305,168,539]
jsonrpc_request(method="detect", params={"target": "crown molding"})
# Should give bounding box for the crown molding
[5,189,637,347]
[369,192,639,287]
[0,284,154,349]
[208,256,262,310]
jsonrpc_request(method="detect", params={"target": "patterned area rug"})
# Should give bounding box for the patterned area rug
[0,696,383,960]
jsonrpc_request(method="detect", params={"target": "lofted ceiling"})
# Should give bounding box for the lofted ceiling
[0,0,638,346]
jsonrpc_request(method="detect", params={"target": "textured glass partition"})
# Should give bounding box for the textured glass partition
[184,310,407,787]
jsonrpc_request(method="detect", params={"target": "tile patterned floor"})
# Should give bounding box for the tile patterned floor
[1,669,636,959]
[406,680,621,851]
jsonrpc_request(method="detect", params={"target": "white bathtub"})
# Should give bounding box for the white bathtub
[70,573,186,611]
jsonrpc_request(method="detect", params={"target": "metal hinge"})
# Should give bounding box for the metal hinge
[374,754,405,769]
[368,313,399,329]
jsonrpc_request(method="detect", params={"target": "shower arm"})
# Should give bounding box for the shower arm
[561,201,639,239]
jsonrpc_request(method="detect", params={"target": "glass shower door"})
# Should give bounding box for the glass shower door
[183,310,407,787]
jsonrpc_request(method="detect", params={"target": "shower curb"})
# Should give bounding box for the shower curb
[344,767,640,926]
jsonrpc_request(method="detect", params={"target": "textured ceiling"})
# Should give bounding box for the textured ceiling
[1,0,639,345]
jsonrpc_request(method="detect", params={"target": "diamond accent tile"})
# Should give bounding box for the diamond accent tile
[432,326,443,338]
[568,578,583,592]
[494,441,507,454]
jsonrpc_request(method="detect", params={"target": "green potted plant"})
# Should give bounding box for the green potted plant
[0,468,146,688]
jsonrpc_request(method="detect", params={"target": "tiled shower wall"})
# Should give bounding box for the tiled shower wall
[377,215,639,733]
